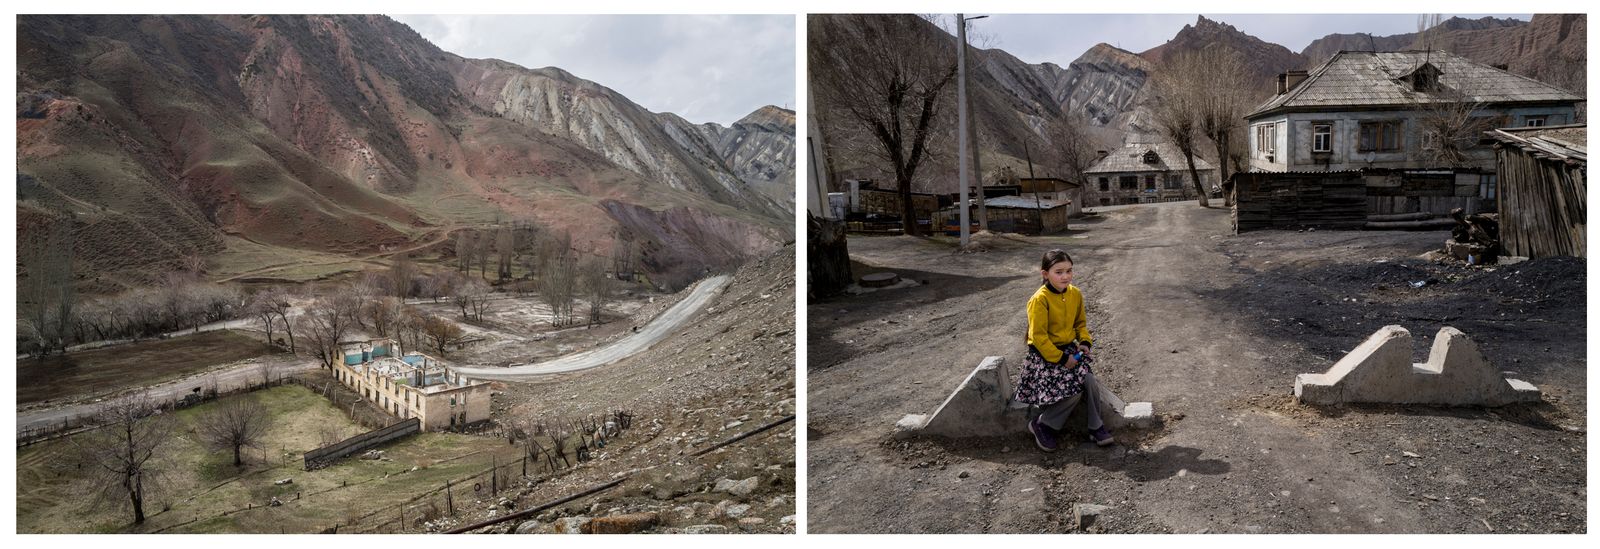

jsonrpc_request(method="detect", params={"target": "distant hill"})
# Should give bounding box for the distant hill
[17,15,793,293]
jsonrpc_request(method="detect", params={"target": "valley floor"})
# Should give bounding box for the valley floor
[807,202,1585,534]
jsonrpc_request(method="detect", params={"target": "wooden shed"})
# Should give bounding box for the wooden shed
[1485,125,1586,258]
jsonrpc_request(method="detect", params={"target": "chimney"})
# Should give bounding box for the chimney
[1277,73,1288,95]
[1285,70,1309,91]
[1096,150,1109,159]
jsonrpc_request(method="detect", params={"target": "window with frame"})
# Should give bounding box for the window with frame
[1480,174,1497,200]
[1144,175,1156,190]
[1358,120,1403,152]
[1525,115,1548,127]
[1119,175,1137,190]
[1165,174,1183,189]
[1255,124,1279,156]
[1312,123,1333,153]
[1098,177,1109,192]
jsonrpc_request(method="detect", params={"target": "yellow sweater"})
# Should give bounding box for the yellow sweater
[1025,282,1092,363]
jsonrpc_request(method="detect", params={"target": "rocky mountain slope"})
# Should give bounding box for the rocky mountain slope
[464,245,797,534]
[1300,16,1527,65]
[16,15,792,293]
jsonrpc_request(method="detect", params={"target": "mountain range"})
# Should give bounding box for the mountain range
[17,15,794,292]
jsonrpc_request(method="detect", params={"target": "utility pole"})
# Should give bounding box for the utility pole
[961,15,989,233]
[1026,140,1042,230]
[955,13,972,248]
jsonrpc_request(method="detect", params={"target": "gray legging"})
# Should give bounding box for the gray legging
[1037,370,1105,431]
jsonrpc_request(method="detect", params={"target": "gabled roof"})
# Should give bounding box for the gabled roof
[1246,50,1583,120]
[1083,142,1216,174]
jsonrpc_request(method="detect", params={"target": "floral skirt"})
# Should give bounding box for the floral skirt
[1013,346,1092,406]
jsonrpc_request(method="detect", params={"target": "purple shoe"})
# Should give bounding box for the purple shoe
[1090,426,1115,447]
[1029,416,1058,452]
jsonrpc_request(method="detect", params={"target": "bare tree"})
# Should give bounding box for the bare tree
[388,254,417,299]
[366,296,403,337]
[248,290,281,348]
[19,216,74,355]
[74,393,172,524]
[579,257,612,326]
[198,396,271,466]
[475,230,493,279]
[1043,110,1103,188]
[453,230,472,273]
[610,227,638,282]
[539,252,579,327]
[811,14,958,235]
[1183,48,1252,201]
[1149,50,1215,207]
[494,225,516,282]
[301,290,357,368]
[450,277,492,322]
[260,286,297,353]
[421,315,466,356]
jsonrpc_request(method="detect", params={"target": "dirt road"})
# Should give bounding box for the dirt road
[808,202,1585,534]
[454,274,730,379]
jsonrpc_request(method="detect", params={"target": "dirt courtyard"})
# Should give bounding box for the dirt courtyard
[807,202,1585,534]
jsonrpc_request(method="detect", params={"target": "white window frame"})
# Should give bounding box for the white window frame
[1312,123,1332,153]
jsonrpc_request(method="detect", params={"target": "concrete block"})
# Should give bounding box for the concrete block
[919,356,1017,438]
[906,356,1154,438]
[1296,325,1541,407]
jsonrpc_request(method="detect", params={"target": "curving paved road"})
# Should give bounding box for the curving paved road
[453,275,730,380]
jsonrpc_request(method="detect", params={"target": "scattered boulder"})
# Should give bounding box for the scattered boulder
[737,517,768,532]
[1073,503,1112,530]
[513,520,543,534]
[274,478,293,485]
[553,516,592,534]
[714,476,760,497]
[586,512,659,534]
[684,524,729,534]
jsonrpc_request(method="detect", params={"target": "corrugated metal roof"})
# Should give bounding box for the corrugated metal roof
[1083,142,1216,174]
[982,196,1068,209]
[1247,50,1582,119]
[1486,124,1587,162]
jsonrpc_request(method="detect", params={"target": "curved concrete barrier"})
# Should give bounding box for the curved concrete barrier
[1295,325,1541,406]
[897,356,1154,439]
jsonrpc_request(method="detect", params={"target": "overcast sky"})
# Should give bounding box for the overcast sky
[390,15,794,126]
[974,13,1534,67]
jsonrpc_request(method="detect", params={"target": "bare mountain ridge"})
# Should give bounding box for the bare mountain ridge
[17,15,792,292]
[1300,16,1528,65]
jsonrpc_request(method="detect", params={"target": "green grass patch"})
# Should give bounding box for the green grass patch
[17,384,520,533]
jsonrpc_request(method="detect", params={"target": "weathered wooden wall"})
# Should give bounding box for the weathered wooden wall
[1233,169,1489,233]
[1232,172,1368,232]
[1498,148,1587,258]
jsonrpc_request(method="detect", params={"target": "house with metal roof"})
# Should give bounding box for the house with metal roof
[1244,50,1582,174]
[1083,142,1218,206]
